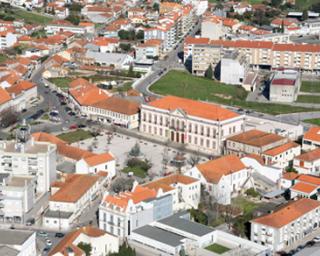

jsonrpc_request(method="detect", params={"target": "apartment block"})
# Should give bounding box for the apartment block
[140,96,244,155]
[293,148,320,175]
[0,137,57,194]
[251,198,320,252]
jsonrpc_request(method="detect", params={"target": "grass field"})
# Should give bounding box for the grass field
[0,54,7,63]
[48,77,72,90]
[304,118,320,126]
[232,197,258,216]
[205,244,230,254]
[122,166,147,178]
[300,81,320,93]
[295,0,319,10]
[297,95,320,104]
[150,70,319,115]
[57,129,93,143]
[15,9,53,24]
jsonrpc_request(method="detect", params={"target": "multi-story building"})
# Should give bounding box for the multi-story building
[269,70,301,103]
[201,15,224,40]
[225,129,288,158]
[0,229,36,256]
[189,39,320,73]
[251,198,320,252]
[0,174,35,224]
[185,155,253,205]
[261,141,301,169]
[140,96,244,155]
[290,174,320,200]
[135,39,164,60]
[0,30,17,49]
[293,148,320,175]
[302,127,320,151]
[0,131,57,194]
[43,173,103,230]
[99,185,172,238]
[45,20,95,34]
[49,226,119,256]
[192,43,221,76]
[142,174,200,211]
[183,37,210,63]
[220,50,249,85]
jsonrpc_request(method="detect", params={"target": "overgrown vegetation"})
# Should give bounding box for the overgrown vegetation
[108,243,136,256]
[57,129,93,143]
[122,158,152,178]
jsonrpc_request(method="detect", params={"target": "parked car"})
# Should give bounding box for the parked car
[55,232,64,238]
[46,239,52,246]
[26,218,35,226]
[69,124,78,130]
[38,231,48,237]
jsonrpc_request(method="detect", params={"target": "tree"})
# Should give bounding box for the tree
[280,19,285,33]
[77,242,92,256]
[152,2,159,11]
[189,208,208,225]
[302,9,308,21]
[136,30,144,40]
[118,29,130,40]
[188,153,201,167]
[128,142,141,157]
[65,15,80,25]
[108,242,136,256]
[127,64,135,77]
[271,0,282,8]
[205,64,213,79]
[0,108,18,128]
[110,177,134,193]
[119,43,131,52]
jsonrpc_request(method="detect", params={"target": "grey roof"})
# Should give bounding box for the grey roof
[44,210,73,219]
[158,212,214,237]
[0,229,34,245]
[133,225,185,247]
[263,189,285,199]
[85,51,129,65]
[0,245,19,256]
[57,161,75,174]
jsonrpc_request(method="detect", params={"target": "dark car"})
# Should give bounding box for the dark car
[55,232,64,238]
[78,124,86,128]
[65,107,72,112]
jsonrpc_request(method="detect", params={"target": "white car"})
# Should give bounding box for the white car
[313,236,320,242]
[38,231,48,237]
[46,239,52,246]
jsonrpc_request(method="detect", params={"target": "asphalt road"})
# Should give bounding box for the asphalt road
[134,19,201,96]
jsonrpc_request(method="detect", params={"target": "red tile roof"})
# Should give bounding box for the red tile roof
[196,155,246,183]
[252,198,320,228]
[263,141,299,157]
[272,78,296,86]
[296,148,320,162]
[83,153,114,166]
[148,96,239,121]
[304,127,320,143]
[0,87,11,105]
[291,182,318,194]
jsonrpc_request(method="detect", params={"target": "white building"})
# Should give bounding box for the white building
[220,50,249,86]
[302,127,320,151]
[142,174,200,211]
[185,155,253,205]
[99,185,173,238]
[269,70,301,103]
[140,96,244,155]
[0,229,36,256]
[261,141,301,169]
[0,174,35,224]
[131,212,270,256]
[233,2,252,15]
[85,97,140,129]
[50,226,119,255]
[0,135,57,194]
[0,30,17,49]
[75,152,116,178]
[201,16,223,40]
[43,173,103,230]
[293,148,320,175]
[251,198,320,252]
[290,174,320,200]
[85,51,133,69]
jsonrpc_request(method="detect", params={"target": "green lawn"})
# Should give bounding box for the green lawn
[304,118,320,126]
[295,0,319,10]
[297,95,320,104]
[48,77,72,90]
[0,54,7,63]
[150,70,319,115]
[116,82,133,92]
[232,197,258,216]
[57,129,93,143]
[206,244,230,254]
[14,9,53,24]
[122,166,147,178]
[300,81,320,93]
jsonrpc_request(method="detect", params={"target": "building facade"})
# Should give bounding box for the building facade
[140,96,244,155]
